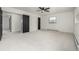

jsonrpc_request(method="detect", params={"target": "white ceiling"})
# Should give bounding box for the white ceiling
[13,7,74,14]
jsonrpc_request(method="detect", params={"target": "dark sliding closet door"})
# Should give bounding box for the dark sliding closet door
[23,15,29,33]
[38,17,41,30]
[0,8,2,40]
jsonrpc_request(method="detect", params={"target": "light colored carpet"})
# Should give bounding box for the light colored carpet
[0,30,77,51]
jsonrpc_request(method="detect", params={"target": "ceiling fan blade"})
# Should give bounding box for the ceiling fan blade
[39,7,41,9]
[39,7,43,10]
[37,7,50,13]
[46,8,50,9]
[39,7,45,10]
[45,8,50,10]
[45,10,49,12]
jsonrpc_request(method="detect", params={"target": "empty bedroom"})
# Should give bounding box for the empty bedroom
[0,7,78,51]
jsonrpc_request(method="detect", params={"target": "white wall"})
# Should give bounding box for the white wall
[41,11,74,33]
[2,11,23,32]
[2,7,39,32]
[11,13,38,32]
[74,24,79,42]
[74,7,79,43]
[11,14,22,32]
[30,15,38,32]
[2,12,10,30]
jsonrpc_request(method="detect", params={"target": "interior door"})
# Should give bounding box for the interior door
[38,17,41,30]
[23,15,29,33]
[9,16,12,32]
[0,8,2,40]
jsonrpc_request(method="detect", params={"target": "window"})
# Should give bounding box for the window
[49,16,56,24]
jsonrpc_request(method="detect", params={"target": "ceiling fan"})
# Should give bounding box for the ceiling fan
[37,7,50,13]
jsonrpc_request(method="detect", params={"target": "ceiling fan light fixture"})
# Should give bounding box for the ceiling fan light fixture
[37,7,50,13]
